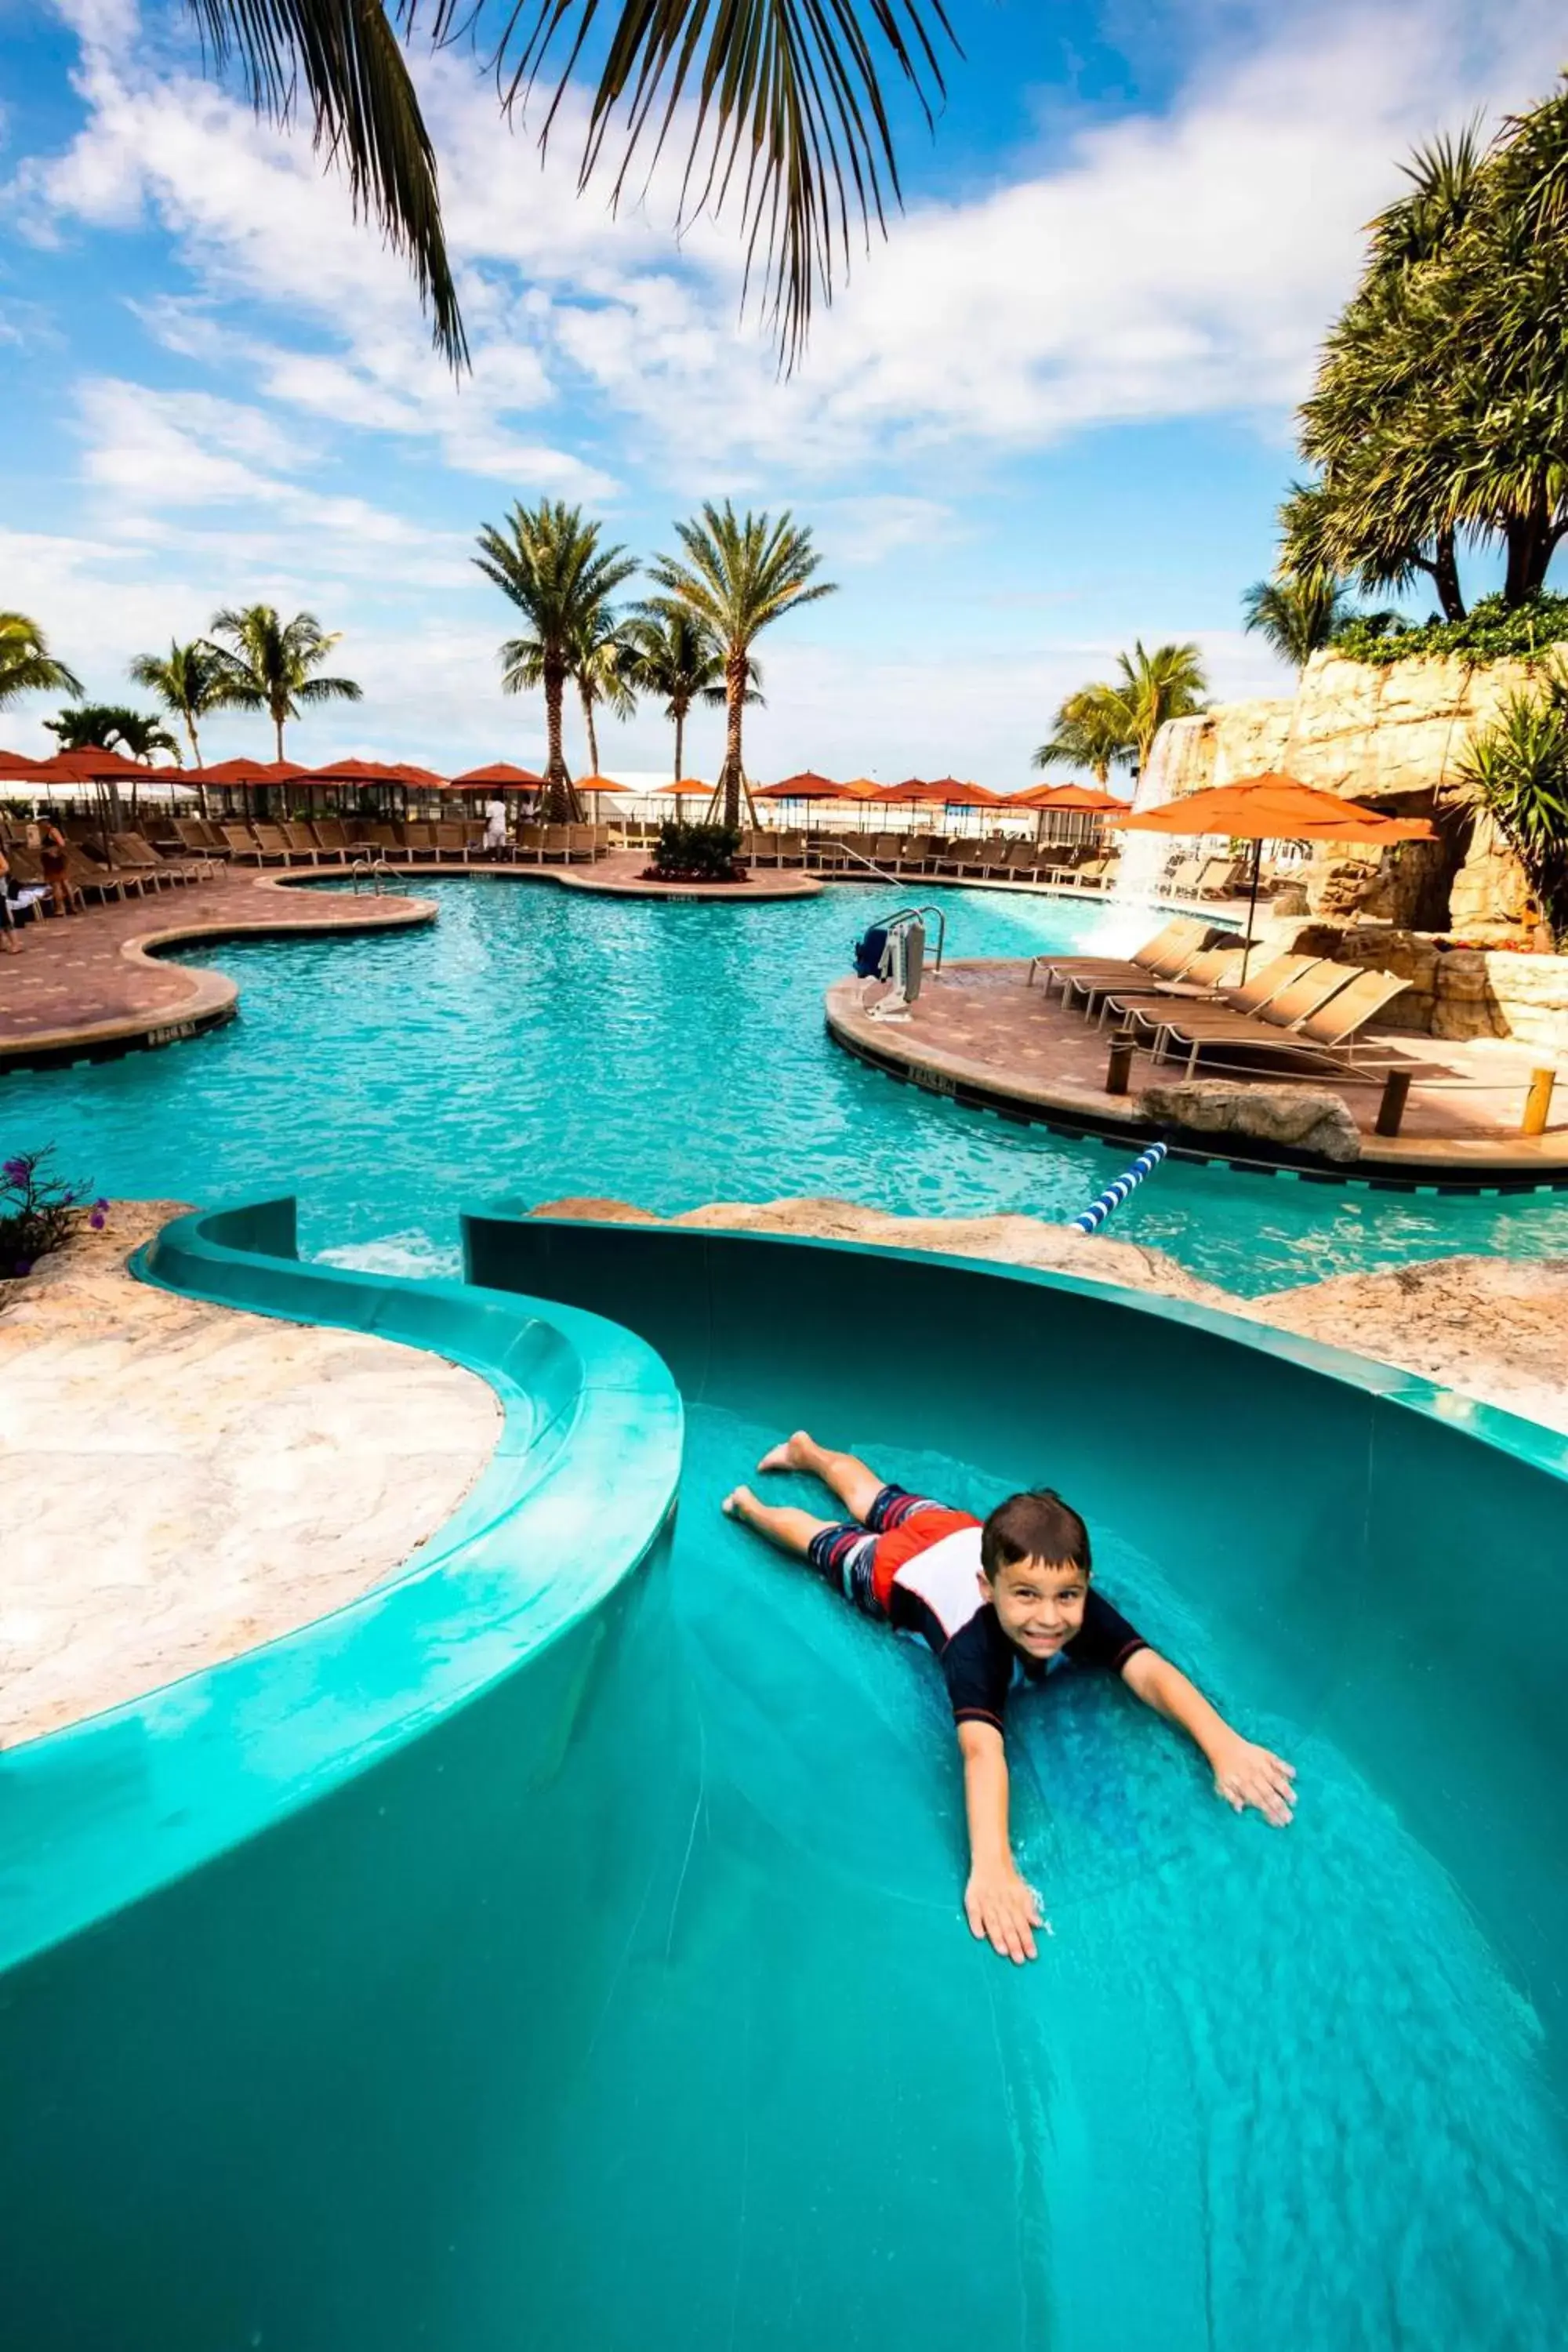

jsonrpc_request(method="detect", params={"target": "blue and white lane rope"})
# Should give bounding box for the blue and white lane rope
[1066,1141,1168,1234]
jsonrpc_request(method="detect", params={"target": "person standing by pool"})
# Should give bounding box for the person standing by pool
[38,816,74,918]
[483,795,509,858]
[724,1433,1296,1965]
[0,843,21,953]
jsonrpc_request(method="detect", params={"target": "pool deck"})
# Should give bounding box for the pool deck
[0,870,437,1072]
[549,852,821,902]
[826,958,1568,1185]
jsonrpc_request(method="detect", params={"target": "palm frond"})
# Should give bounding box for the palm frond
[420,0,957,368]
[188,0,466,366]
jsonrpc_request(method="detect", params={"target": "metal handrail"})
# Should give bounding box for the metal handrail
[347,857,397,897]
[865,901,946,975]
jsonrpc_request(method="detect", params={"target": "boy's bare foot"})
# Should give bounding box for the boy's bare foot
[722,1483,761,1524]
[757,1430,814,1474]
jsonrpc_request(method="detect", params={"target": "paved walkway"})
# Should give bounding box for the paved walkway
[826,958,1568,1180]
[0,870,435,1067]
[0,1203,500,1748]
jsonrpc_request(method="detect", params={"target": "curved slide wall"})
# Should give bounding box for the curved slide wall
[2,1203,1566,2350]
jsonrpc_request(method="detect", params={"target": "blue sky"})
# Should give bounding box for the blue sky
[1,0,1563,782]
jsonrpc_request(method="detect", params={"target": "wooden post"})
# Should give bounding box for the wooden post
[1374,1068,1413,1137]
[1522,1066,1556,1137]
[1105,1030,1136,1096]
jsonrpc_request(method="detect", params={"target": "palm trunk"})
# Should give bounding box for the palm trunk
[1504,496,1554,608]
[543,663,580,824]
[720,651,746,829]
[1432,528,1466,622]
[274,711,285,763]
[186,711,206,816]
[582,687,600,779]
[673,704,685,783]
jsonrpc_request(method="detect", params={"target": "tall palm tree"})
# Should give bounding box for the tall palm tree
[1032,686,1135,786]
[474,502,637,821]
[0,612,82,709]
[626,607,764,780]
[569,610,639,776]
[128,637,245,768]
[207,604,362,760]
[1114,640,1208,773]
[647,503,836,826]
[45,705,182,761]
[189,2,955,369]
[1240,574,1359,672]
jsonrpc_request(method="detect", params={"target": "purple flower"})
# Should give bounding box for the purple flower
[2,1159,26,1185]
[93,1197,109,1212]
[89,1211,106,1231]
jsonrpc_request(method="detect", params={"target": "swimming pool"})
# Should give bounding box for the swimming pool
[4,877,1566,1291]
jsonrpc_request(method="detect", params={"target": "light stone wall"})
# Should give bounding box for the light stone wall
[1148,645,1566,955]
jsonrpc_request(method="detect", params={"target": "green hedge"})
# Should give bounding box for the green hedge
[1329,592,1568,668]
[646,821,745,881]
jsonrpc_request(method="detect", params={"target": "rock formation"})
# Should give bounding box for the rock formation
[1149,646,1559,939]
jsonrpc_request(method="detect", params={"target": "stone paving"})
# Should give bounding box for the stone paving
[0,1203,500,1748]
[0,868,435,1063]
[826,958,1568,1175]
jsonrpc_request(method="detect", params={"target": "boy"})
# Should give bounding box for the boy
[724,1432,1295,1965]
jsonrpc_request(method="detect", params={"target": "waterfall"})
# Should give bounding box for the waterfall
[1083,717,1196,952]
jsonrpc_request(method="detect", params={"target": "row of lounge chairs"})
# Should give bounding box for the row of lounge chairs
[1033,916,1410,1079]
[164,818,613,868]
[747,833,1123,887]
[0,822,216,909]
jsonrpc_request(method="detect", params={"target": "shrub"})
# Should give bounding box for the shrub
[0,1149,106,1278]
[644,820,745,882]
[1454,662,1568,943]
[1329,591,1568,668]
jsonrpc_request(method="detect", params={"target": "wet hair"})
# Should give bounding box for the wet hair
[980,1488,1091,1583]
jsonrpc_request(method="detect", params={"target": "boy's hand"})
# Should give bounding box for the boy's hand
[964,1866,1047,1963]
[1210,1733,1295,1826]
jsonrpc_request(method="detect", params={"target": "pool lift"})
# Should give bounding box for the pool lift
[854,904,946,1022]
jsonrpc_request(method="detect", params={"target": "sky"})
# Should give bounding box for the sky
[1,0,1564,785]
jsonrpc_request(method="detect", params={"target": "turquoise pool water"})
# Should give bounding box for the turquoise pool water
[4,877,1566,1291]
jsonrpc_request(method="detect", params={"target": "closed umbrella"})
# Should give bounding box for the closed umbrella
[1111,772,1436,977]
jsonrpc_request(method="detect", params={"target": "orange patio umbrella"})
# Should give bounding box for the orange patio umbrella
[446,763,544,790]
[1009,782,1128,811]
[754,771,841,799]
[657,778,709,817]
[1112,772,1436,976]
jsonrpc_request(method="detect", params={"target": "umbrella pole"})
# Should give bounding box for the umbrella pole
[1242,837,1262,982]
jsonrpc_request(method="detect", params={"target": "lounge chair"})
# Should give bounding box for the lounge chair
[310,819,352,862]
[515,822,545,866]
[276,822,321,865]
[537,824,572,863]
[1093,943,1251,1027]
[247,823,292,865]
[400,821,436,861]
[776,830,807,866]
[107,833,183,889]
[1121,953,1336,1047]
[565,825,598,863]
[64,847,136,903]
[433,822,470,864]
[1033,916,1212,1005]
[1142,966,1412,1079]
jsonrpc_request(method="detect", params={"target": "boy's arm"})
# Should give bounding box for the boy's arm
[1120,1649,1295,1825]
[956,1720,1046,1962]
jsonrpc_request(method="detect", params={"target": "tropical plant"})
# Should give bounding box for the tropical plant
[1114,640,1207,772]
[127,638,245,768]
[0,612,82,709]
[207,605,362,760]
[0,1149,107,1280]
[1241,573,1360,671]
[1031,686,1135,786]
[568,609,639,777]
[1290,91,1568,620]
[1330,589,1568,668]
[190,0,956,368]
[475,501,637,821]
[43,705,182,762]
[647,820,744,883]
[1455,662,1568,941]
[647,503,836,826]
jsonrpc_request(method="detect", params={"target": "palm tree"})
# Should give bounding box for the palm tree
[569,610,639,776]
[1114,640,1208,772]
[44,705,181,761]
[207,604,362,760]
[127,638,243,768]
[647,503,837,826]
[189,2,954,369]
[474,502,636,821]
[0,612,82,708]
[626,607,764,780]
[1241,574,1359,672]
[1032,686,1135,786]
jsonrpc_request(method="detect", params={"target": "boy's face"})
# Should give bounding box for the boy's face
[984,1555,1089,1660]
